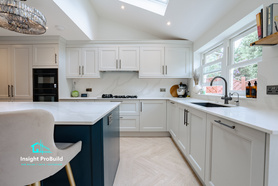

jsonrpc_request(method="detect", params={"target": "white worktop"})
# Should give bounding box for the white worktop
[0,102,121,125]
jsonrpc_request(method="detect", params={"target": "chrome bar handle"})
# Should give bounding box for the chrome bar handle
[140,102,143,112]
[79,66,81,75]
[11,85,14,97]
[116,60,118,69]
[184,109,189,126]
[8,85,10,97]
[119,59,121,69]
[82,66,84,75]
[166,65,168,75]
[162,65,164,75]
[55,54,57,64]
[214,120,235,129]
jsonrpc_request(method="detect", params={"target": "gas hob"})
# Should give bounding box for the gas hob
[101,94,138,99]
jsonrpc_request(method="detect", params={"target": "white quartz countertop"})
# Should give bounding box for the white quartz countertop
[0,102,121,125]
[59,97,172,100]
[169,98,278,135]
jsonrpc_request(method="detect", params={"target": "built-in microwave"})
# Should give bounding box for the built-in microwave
[33,69,58,102]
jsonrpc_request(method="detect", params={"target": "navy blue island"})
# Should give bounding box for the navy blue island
[0,102,120,186]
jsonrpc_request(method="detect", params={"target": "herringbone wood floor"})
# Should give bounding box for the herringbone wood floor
[113,137,202,186]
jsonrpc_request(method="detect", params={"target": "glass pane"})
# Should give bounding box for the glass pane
[203,71,221,84]
[204,62,221,73]
[233,31,262,64]
[204,85,223,94]
[205,47,223,64]
[231,63,258,91]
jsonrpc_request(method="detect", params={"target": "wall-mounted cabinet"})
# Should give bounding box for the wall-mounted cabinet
[99,46,139,71]
[66,48,100,78]
[0,45,32,101]
[33,44,58,68]
[139,47,192,78]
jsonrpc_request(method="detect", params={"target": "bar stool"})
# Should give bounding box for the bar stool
[0,109,82,186]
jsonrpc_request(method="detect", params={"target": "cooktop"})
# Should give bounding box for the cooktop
[102,94,138,99]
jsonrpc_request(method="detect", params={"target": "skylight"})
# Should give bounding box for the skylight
[119,0,169,16]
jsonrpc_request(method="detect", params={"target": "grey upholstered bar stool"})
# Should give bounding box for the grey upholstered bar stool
[0,109,82,186]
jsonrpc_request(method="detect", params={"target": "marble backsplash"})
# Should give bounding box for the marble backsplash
[68,72,188,98]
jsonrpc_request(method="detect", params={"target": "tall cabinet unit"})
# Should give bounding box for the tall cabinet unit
[66,48,100,78]
[0,45,32,101]
[99,46,139,71]
[33,44,58,68]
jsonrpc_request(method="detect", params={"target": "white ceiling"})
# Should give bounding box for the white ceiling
[0,0,243,41]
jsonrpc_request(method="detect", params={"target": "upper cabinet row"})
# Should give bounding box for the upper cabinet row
[66,45,192,79]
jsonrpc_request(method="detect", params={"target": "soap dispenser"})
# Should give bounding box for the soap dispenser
[246,81,252,98]
[252,81,257,98]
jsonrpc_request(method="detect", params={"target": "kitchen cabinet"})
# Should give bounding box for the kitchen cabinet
[99,46,139,71]
[118,100,140,131]
[33,44,58,68]
[177,104,189,155]
[139,47,191,78]
[187,107,206,180]
[205,114,265,186]
[66,48,100,78]
[167,101,179,140]
[140,100,167,131]
[0,45,32,101]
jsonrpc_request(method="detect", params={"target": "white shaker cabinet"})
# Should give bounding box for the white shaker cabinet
[167,101,179,140]
[0,45,32,101]
[33,44,58,68]
[205,114,265,186]
[187,107,207,180]
[99,46,139,71]
[140,100,167,131]
[139,47,192,78]
[177,104,189,155]
[66,48,100,78]
[119,100,140,131]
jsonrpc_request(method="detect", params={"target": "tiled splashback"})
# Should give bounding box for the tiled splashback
[71,72,188,97]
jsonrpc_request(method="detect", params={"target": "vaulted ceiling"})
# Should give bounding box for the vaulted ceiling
[0,0,243,41]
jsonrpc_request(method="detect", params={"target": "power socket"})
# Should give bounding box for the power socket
[86,88,92,92]
[160,88,166,92]
[267,85,278,95]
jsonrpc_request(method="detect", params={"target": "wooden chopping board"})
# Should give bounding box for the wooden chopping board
[170,85,179,97]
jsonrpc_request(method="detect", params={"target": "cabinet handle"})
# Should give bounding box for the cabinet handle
[116,60,118,69]
[119,59,121,69]
[184,109,189,126]
[170,102,175,104]
[82,66,84,75]
[165,65,168,75]
[140,102,143,112]
[214,120,235,129]
[108,113,113,125]
[162,65,164,75]
[55,54,57,64]
[79,66,81,75]
[11,85,14,97]
[8,85,10,97]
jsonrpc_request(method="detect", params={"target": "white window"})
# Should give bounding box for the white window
[229,27,262,95]
[201,45,224,94]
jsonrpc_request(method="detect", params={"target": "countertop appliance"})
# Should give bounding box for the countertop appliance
[33,69,58,102]
[102,94,137,99]
[177,83,188,98]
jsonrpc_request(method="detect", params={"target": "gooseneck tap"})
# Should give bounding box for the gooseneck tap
[229,92,240,106]
[210,76,232,104]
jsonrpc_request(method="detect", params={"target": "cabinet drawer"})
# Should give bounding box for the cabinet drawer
[120,116,140,131]
[119,101,140,115]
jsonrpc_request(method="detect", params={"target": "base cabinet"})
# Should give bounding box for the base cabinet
[177,104,189,155]
[167,101,179,140]
[205,114,265,186]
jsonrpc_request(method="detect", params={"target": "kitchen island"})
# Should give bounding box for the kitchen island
[0,102,121,186]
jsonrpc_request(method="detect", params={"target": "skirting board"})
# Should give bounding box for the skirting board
[120,131,170,137]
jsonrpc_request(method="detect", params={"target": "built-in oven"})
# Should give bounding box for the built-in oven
[33,69,58,102]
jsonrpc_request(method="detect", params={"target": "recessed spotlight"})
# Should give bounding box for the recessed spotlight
[166,21,171,26]
[121,5,125,10]
[46,26,49,30]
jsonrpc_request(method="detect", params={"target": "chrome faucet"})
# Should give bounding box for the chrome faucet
[229,92,240,106]
[210,76,232,104]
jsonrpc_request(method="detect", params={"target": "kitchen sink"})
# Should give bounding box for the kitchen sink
[191,102,230,107]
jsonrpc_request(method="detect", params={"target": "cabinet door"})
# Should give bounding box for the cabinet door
[0,46,11,100]
[99,47,118,71]
[165,47,191,78]
[205,115,265,186]
[177,105,189,155]
[167,101,179,140]
[187,107,206,180]
[33,44,58,67]
[119,47,139,71]
[120,116,140,131]
[119,101,140,115]
[11,45,32,100]
[66,48,82,77]
[139,47,164,78]
[82,48,100,78]
[140,100,167,131]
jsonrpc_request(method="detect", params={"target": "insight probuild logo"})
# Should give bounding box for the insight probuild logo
[20,140,63,166]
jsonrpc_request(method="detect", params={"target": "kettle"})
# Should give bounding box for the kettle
[177,82,187,98]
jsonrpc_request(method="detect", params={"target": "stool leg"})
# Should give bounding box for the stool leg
[65,163,76,186]
[31,182,41,186]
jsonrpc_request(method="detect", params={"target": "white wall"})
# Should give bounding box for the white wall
[191,0,278,109]
[96,18,161,40]
[60,72,187,98]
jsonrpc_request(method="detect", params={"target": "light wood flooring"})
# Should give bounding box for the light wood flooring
[113,137,202,186]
